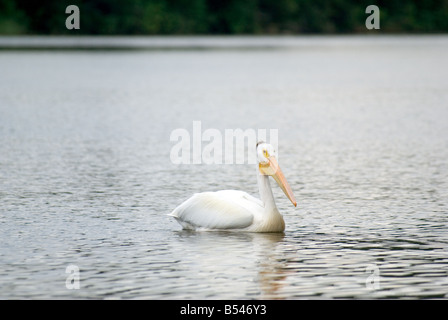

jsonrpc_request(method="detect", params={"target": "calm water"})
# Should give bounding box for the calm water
[1,36,448,299]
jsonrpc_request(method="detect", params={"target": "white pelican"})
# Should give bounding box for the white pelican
[169,142,297,232]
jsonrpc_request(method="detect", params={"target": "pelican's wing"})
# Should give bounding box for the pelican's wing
[169,190,264,230]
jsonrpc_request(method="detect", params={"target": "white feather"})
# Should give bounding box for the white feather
[169,190,263,230]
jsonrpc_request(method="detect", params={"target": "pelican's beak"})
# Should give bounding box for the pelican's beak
[259,156,297,207]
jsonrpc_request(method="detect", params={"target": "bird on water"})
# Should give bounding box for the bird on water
[169,142,297,232]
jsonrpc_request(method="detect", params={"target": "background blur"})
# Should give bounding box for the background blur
[1,0,447,35]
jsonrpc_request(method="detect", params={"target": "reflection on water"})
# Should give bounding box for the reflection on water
[172,231,286,299]
[1,36,448,299]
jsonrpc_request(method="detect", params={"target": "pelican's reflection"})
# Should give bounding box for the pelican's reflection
[174,230,292,299]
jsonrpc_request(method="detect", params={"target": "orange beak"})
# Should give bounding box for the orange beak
[259,156,297,207]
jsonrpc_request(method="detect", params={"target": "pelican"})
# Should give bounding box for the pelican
[169,142,297,232]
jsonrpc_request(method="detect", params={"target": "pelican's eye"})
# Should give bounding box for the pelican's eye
[263,149,269,158]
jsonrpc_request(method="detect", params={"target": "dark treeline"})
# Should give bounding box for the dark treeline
[0,0,447,35]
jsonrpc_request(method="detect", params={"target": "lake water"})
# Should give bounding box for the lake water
[1,36,448,299]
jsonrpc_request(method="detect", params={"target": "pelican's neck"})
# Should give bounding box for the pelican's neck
[257,169,277,212]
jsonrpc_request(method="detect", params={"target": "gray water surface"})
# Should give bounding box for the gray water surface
[1,36,448,299]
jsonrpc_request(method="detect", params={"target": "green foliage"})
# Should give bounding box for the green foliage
[0,0,29,34]
[0,0,447,34]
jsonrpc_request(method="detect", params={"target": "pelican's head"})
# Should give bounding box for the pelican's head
[257,142,297,207]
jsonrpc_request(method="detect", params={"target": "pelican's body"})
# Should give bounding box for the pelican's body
[169,142,296,232]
